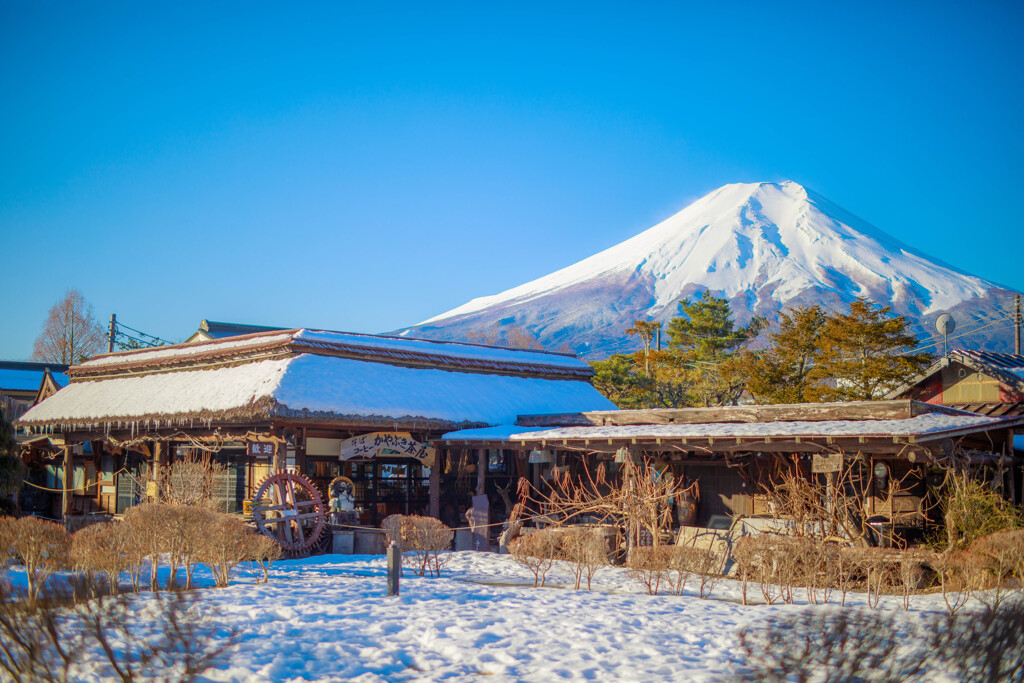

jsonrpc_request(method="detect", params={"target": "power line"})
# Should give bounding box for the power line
[901,319,1014,356]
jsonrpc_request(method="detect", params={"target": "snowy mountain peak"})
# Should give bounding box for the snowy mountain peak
[402,182,1011,357]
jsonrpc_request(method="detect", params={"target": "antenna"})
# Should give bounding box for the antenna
[935,313,956,357]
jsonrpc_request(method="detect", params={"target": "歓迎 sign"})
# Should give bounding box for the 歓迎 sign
[340,432,435,466]
[248,442,276,457]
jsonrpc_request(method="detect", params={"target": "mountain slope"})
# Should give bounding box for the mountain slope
[399,182,1017,357]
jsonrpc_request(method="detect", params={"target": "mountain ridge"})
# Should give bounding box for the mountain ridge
[399,181,1019,357]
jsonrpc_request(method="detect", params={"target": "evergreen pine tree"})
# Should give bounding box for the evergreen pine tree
[809,298,932,401]
[739,306,826,404]
[666,291,764,406]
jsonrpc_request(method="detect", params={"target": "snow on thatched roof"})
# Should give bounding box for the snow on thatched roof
[19,352,615,431]
[441,411,1024,444]
[74,328,593,380]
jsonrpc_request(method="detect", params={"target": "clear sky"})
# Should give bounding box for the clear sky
[2,1,1022,359]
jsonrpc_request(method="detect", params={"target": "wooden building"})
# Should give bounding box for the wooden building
[184,319,286,345]
[888,350,1024,417]
[438,400,1023,544]
[15,328,614,525]
[0,361,68,422]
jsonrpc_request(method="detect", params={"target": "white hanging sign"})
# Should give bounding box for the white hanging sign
[340,432,435,466]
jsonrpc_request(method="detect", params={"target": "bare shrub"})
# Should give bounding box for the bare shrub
[0,586,84,682]
[515,458,686,552]
[0,582,237,683]
[731,537,756,605]
[969,529,1024,612]
[895,549,932,611]
[381,514,454,578]
[737,597,1024,683]
[246,532,282,584]
[664,545,694,596]
[123,503,167,591]
[736,607,927,682]
[929,597,1024,683]
[832,546,860,606]
[930,550,976,615]
[852,547,897,609]
[509,528,559,587]
[560,527,608,590]
[160,451,224,508]
[70,522,137,598]
[627,545,670,595]
[942,473,1022,551]
[197,514,251,588]
[178,506,216,590]
[8,517,70,604]
[689,547,724,599]
[80,590,238,682]
[734,535,785,605]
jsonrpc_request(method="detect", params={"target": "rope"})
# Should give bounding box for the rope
[22,467,132,493]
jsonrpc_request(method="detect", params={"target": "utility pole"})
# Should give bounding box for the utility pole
[1015,294,1021,356]
[107,314,116,353]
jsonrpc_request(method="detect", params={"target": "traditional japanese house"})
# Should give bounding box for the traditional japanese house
[16,329,615,526]
[887,349,1024,417]
[184,319,286,344]
[0,361,68,421]
[438,400,1024,545]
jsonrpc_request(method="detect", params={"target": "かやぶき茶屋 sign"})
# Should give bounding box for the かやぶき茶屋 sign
[340,432,435,466]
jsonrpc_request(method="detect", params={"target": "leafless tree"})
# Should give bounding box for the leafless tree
[31,289,106,364]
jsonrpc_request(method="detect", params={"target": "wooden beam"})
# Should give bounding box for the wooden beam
[476,448,486,497]
[61,446,72,520]
[429,449,442,518]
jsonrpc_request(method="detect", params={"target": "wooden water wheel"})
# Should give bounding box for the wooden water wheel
[251,471,326,553]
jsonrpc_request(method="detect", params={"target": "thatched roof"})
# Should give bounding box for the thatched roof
[440,400,1024,454]
[17,329,614,431]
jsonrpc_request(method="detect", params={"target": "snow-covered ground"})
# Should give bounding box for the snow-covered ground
[13,551,967,683]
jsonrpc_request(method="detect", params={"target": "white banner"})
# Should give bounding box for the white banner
[340,432,435,466]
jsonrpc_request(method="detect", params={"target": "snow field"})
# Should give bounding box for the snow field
[43,551,964,683]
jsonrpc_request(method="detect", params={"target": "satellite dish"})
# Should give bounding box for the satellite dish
[936,314,955,356]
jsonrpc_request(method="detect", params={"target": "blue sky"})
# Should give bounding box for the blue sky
[2,1,1022,359]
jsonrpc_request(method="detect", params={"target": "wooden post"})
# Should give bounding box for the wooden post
[61,446,73,520]
[295,428,307,475]
[150,442,165,503]
[476,449,486,496]
[429,448,441,518]
[272,440,284,472]
[386,541,400,596]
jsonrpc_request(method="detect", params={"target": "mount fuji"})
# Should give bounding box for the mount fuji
[398,181,1018,358]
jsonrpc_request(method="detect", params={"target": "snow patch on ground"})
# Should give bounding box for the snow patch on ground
[20,552,966,682]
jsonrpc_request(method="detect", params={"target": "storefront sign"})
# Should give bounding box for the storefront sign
[340,432,435,466]
[248,442,276,457]
[812,453,842,473]
[528,450,554,464]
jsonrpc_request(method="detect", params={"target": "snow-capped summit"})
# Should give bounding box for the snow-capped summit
[400,181,1015,357]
